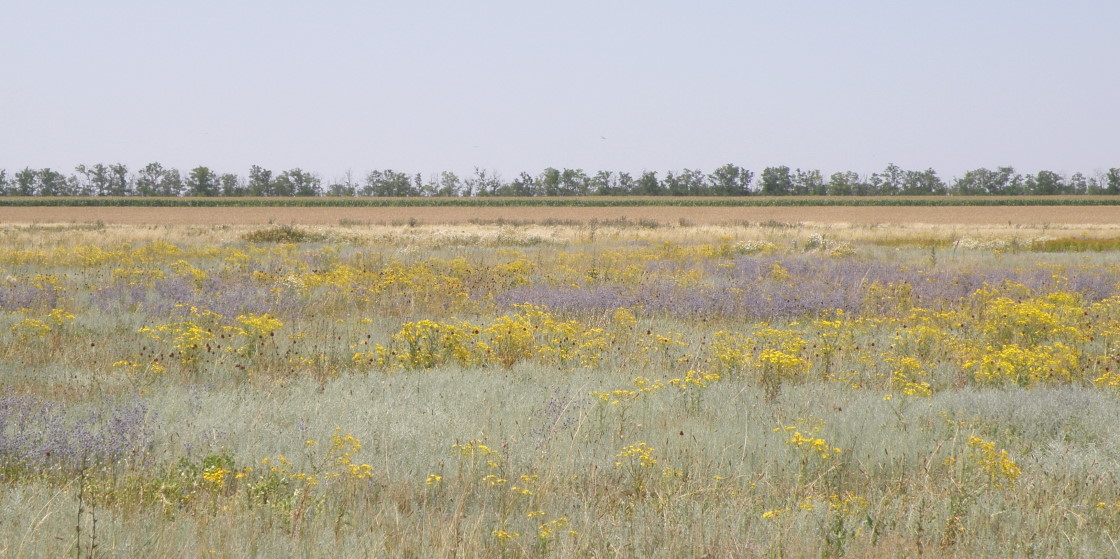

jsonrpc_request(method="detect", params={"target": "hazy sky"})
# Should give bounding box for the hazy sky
[1,1,1116,182]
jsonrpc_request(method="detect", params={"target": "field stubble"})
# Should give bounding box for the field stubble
[5,203,1120,226]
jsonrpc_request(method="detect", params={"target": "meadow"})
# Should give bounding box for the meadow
[2,217,1120,557]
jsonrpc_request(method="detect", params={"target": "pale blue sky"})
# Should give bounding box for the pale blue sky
[1,1,1116,182]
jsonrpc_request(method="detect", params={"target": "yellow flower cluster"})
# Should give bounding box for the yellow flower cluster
[615,442,658,468]
[785,430,843,460]
[591,377,665,406]
[363,305,614,371]
[967,435,1022,488]
[668,369,721,390]
[965,342,1081,387]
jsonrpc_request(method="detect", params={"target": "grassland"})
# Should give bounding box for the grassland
[2,218,1120,557]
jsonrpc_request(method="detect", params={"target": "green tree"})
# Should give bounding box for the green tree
[185,166,218,196]
[160,168,183,196]
[508,172,536,196]
[219,173,245,196]
[275,168,321,196]
[874,163,905,195]
[37,168,74,196]
[590,170,616,195]
[709,164,754,196]
[636,170,663,195]
[14,168,38,196]
[1068,172,1089,195]
[663,170,685,196]
[75,163,112,196]
[1024,170,1066,195]
[136,163,170,196]
[466,167,502,197]
[109,163,132,196]
[678,168,709,195]
[559,168,589,196]
[438,171,462,197]
[951,167,1020,195]
[364,170,413,196]
[248,165,275,196]
[326,170,358,197]
[759,166,793,195]
[616,172,635,195]
[1107,168,1120,195]
[827,171,857,196]
[792,168,824,195]
[538,168,561,196]
[900,168,946,195]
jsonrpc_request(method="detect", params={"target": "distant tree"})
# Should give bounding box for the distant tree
[38,168,74,196]
[75,164,113,196]
[634,171,661,195]
[275,168,321,196]
[874,164,906,195]
[0,169,8,195]
[827,171,857,196]
[136,163,166,196]
[247,165,275,196]
[1107,168,1120,195]
[792,168,825,195]
[364,170,413,196]
[538,168,561,196]
[559,168,589,196]
[1068,172,1089,195]
[220,173,246,196]
[759,166,793,195]
[1086,172,1105,195]
[413,173,429,196]
[328,170,358,197]
[616,172,635,195]
[663,171,685,196]
[1024,170,1066,195]
[951,167,1020,195]
[900,168,946,195]
[160,168,184,196]
[108,163,132,196]
[14,168,38,196]
[437,171,461,197]
[678,168,709,195]
[589,170,616,195]
[709,164,754,196]
[412,173,432,198]
[508,172,536,196]
[390,170,416,196]
[185,166,219,196]
[466,167,502,197]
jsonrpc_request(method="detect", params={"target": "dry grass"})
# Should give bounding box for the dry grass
[4,204,1120,226]
[3,219,1119,253]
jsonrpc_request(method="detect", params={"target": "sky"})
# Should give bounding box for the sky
[1,1,1117,183]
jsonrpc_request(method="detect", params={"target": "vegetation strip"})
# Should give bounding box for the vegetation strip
[5,196,1120,207]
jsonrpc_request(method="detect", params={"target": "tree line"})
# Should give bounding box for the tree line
[1,163,1118,197]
